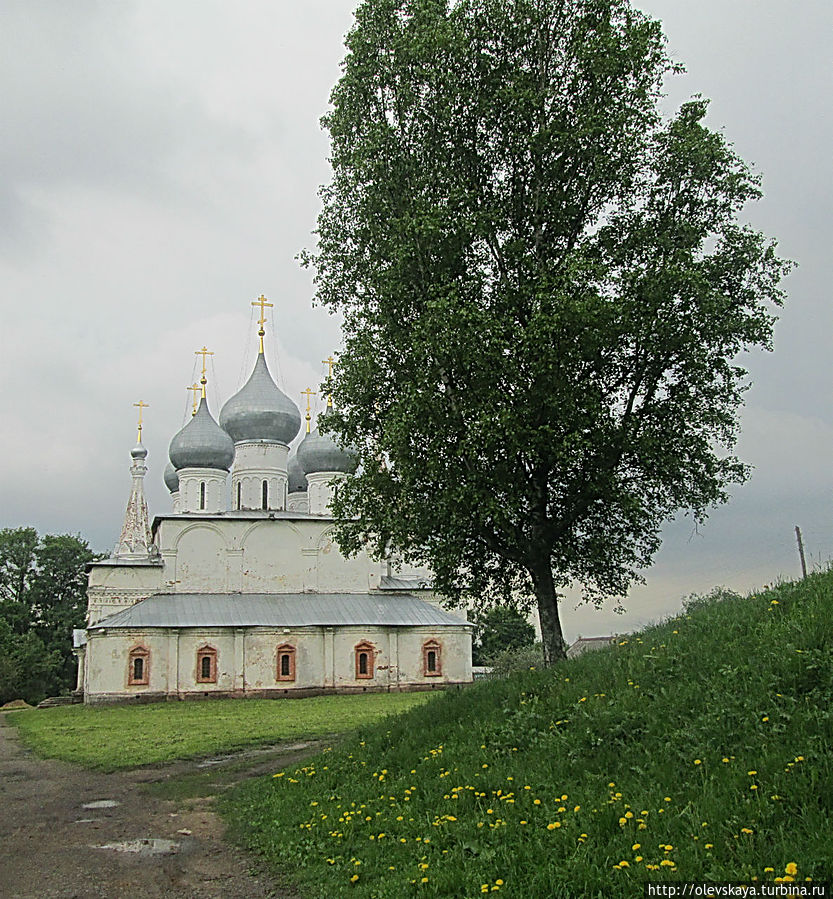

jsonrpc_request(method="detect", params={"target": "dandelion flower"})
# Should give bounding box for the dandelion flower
[785,863,798,876]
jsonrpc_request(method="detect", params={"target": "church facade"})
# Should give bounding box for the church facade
[74,310,473,703]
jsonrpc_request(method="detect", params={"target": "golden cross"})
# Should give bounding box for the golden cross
[133,400,149,442]
[187,383,201,416]
[322,356,335,408]
[252,294,274,353]
[195,346,214,397]
[301,388,317,433]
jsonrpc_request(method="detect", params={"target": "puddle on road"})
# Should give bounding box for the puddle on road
[196,741,313,767]
[94,839,181,857]
[82,799,120,809]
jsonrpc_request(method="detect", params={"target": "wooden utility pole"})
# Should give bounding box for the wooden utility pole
[795,525,807,579]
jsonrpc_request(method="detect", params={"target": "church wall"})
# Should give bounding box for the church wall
[153,516,380,594]
[86,563,164,625]
[241,522,306,592]
[85,629,170,698]
[173,524,228,592]
[244,628,326,690]
[83,623,472,702]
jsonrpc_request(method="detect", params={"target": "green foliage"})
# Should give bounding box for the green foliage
[6,692,433,771]
[223,570,833,896]
[304,0,792,664]
[484,641,544,678]
[0,527,99,704]
[472,606,536,665]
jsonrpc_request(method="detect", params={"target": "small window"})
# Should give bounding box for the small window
[277,644,296,682]
[355,641,375,679]
[128,646,150,686]
[423,640,442,677]
[237,481,242,510]
[262,479,268,510]
[196,646,217,684]
[200,481,206,510]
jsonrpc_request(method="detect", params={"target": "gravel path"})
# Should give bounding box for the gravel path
[0,713,318,899]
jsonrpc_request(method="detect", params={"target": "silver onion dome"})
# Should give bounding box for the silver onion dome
[131,442,148,460]
[163,461,179,493]
[219,353,302,445]
[287,453,308,493]
[296,426,358,475]
[169,397,235,472]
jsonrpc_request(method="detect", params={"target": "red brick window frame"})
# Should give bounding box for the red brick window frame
[196,645,218,684]
[423,640,442,677]
[355,641,375,679]
[128,645,150,686]
[277,644,296,682]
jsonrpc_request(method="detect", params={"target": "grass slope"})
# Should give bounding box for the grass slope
[6,693,431,770]
[225,573,833,897]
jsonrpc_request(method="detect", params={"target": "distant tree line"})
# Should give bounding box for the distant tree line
[0,527,99,705]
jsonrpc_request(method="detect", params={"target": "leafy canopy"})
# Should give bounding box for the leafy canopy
[305,0,791,661]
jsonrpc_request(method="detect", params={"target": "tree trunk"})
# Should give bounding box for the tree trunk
[531,560,567,665]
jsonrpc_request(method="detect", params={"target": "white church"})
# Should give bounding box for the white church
[74,304,473,703]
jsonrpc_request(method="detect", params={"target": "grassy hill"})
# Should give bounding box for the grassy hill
[225,571,833,897]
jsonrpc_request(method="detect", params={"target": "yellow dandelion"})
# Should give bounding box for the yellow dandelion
[705,844,713,850]
[547,822,562,830]
[350,874,359,883]
[764,868,774,873]
[619,860,630,868]
[748,770,757,776]
[694,759,702,765]
[635,856,643,862]
[785,863,798,876]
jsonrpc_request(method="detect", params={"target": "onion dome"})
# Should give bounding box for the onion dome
[219,353,302,445]
[169,397,235,471]
[296,426,358,475]
[163,462,179,493]
[131,442,148,460]
[287,453,308,493]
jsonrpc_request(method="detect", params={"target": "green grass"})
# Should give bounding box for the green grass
[224,572,833,897]
[6,692,432,771]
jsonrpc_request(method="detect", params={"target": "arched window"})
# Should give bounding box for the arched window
[196,646,217,684]
[200,481,206,510]
[237,481,242,510]
[423,640,442,677]
[128,646,150,686]
[276,644,296,682]
[262,479,268,510]
[355,641,375,679]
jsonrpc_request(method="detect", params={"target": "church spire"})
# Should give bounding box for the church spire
[114,405,155,559]
[252,294,273,355]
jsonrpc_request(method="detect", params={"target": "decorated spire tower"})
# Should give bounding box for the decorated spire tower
[114,402,156,558]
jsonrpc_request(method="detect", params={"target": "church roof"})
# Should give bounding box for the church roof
[89,593,472,630]
[219,352,301,445]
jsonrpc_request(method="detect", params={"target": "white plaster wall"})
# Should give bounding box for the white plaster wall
[177,468,228,513]
[287,491,309,513]
[85,630,169,697]
[241,522,305,592]
[176,629,237,693]
[231,443,289,510]
[86,563,164,625]
[306,471,346,515]
[155,517,377,594]
[174,524,228,592]
[84,624,472,700]
[244,628,326,689]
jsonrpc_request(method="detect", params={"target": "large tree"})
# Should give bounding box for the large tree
[306,0,791,664]
[0,527,98,702]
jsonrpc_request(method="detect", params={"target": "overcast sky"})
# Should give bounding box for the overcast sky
[0,0,830,641]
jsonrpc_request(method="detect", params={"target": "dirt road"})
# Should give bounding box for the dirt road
[0,713,319,899]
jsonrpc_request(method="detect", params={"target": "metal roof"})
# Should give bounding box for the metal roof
[89,593,472,631]
[379,575,432,591]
